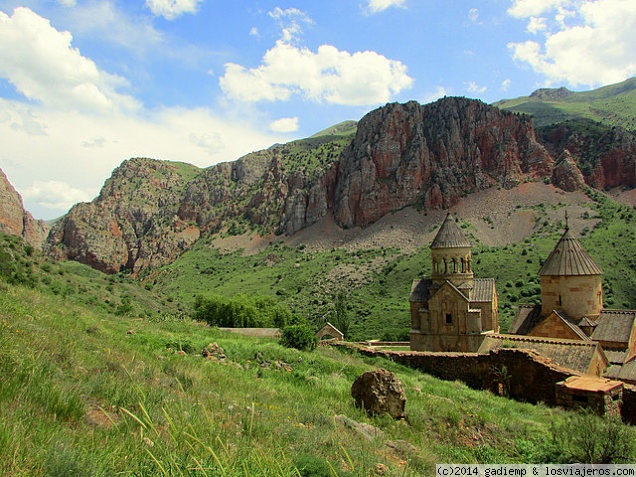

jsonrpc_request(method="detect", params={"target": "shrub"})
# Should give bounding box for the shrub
[280,324,317,351]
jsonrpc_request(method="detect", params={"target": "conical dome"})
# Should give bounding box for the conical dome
[430,213,471,249]
[539,229,603,276]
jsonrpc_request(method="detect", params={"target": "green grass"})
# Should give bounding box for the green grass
[495,77,636,132]
[4,281,631,476]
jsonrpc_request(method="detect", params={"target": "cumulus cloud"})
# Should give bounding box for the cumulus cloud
[367,0,407,14]
[220,8,413,107]
[0,7,139,113]
[501,79,512,91]
[469,8,479,23]
[507,0,636,87]
[22,180,93,212]
[145,0,202,20]
[269,117,299,133]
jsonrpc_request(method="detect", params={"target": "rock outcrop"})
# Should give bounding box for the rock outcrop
[46,158,202,274]
[334,98,552,226]
[0,168,48,248]
[539,120,636,190]
[551,150,586,192]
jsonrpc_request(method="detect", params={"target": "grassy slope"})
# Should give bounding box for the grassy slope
[3,279,627,476]
[495,77,636,132]
[151,189,636,339]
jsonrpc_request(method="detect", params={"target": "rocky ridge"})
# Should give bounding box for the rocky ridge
[0,169,48,248]
[45,97,636,274]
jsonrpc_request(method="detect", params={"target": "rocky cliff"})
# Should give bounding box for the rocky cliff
[0,169,48,248]
[45,97,636,274]
[539,119,636,190]
[46,159,202,274]
[334,98,552,226]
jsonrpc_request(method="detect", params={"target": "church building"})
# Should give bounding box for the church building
[409,213,499,352]
[508,222,636,383]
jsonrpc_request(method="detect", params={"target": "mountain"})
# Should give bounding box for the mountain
[0,168,48,248]
[495,77,636,132]
[45,96,636,276]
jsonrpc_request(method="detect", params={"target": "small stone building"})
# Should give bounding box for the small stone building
[410,213,499,352]
[556,375,623,416]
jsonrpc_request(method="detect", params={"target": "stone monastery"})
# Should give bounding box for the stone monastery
[410,212,636,385]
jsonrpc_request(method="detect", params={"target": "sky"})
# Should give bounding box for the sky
[0,0,635,220]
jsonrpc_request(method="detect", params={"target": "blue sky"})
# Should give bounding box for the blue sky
[0,0,635,220]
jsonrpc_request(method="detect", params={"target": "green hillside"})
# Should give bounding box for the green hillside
[495,77,636,132]
[2,245,635,475]
[148,189,636,340]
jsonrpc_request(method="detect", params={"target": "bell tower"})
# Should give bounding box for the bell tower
[430,212,474,292]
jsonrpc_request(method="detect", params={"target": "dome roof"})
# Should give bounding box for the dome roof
[539,229,603,276]
[430,213,472,249]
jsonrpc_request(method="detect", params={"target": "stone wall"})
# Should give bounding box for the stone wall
[342,344,636,423]
[348,345,573,405]
[622,385,636,425]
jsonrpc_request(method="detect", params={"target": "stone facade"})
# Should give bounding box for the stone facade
[540,274,603,318]
[410,213,498,352]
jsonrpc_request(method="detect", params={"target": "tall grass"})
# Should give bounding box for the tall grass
[3,282,622,476]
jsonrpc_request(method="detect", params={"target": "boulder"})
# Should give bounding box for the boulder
[351,368,406,419]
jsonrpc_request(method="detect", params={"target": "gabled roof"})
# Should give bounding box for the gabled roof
[508,304,542,334]
[591,310,636,346]
[539,229,603,276]
[409,278,434,303]
[430,213,471,249]
[479,334,603,375]
[471,278,496,302]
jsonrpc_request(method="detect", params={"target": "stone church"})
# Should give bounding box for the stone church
[506,223,636,383]
[409,213,499,352]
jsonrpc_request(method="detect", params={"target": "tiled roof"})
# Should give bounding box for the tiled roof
[539,229,603,276]
[616,359,636,383]
[591,310,636,345]
[409,279,434,303]
[430,213,472,249]
[479,334,601,374]
[604,350,627,365]
[508,304,542,334]
[471,278,496,302]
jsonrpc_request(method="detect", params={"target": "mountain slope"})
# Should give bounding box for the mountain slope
[0,168,48,249]
[495,77,636,132]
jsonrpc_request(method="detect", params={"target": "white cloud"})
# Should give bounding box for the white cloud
[0,7,139,113]
[220,17,413,107]
[145,0,202,20]
[508,0,636,87]
[267,7,313,43]
[0,99,284,219]
[22,180,93,212]
[421,86,448,104]
[526,16,547,34]
[367,0,407,14]
[269,117,299,133]
[469,8,479,23]
[508,0,569,18]
[58,0,77,6]
[501,78,512,91]
[466,81,487,94]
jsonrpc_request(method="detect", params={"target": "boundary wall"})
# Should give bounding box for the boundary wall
[337,344,636,423]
